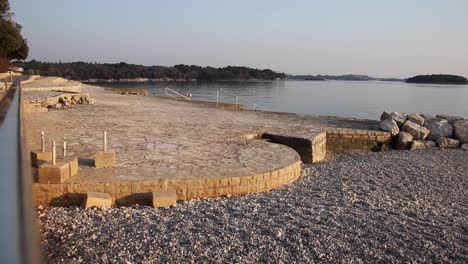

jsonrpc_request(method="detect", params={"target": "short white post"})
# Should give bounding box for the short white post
[235,96,238,108]
[41,131,45,152]
[253,104,256,110]
[216,90,219,106]
[9,72,13,83]
[52,141,56,165]
[103,131,107,152]
[63,137,67,157]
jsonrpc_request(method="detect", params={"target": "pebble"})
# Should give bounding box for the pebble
[38,150,468,263]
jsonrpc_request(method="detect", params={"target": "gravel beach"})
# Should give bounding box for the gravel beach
[38,149,468,263]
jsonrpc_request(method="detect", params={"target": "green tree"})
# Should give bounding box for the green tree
[0,0,29,60]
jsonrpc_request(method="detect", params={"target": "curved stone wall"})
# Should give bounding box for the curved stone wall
[33,159,302,207]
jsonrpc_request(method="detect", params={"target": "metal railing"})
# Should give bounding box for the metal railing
[164,87,192,101]
[216,89,269,111]
[0,82,42,263]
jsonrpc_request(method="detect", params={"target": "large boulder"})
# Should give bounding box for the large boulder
[436,114,464,123]
[410,140,436,151]
[453,120,468,143]
[396,131,413,150]
[380,119,399,136]
[58,97,71,108]
[436,137,460,149]
[380,111,391,121]
[424,120,453,141]
[389,112,407,127]
[421,114,436,120]
[407,113,425,126]
[422,114,449,122]
[402,121,430,140]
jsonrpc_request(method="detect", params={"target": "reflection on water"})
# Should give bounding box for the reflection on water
[93,80,468,120]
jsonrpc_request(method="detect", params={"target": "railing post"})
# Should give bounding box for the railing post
[103,131,107,152]
[253,103,256,110]
[52,141,56,165]
[41,131,45,152]
[235,96,238,108]
[216,90,219,106]
[63,137,67,157]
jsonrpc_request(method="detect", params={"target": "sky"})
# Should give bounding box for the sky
[10,0,468,78]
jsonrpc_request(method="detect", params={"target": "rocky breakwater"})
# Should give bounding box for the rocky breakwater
[46,93,96,110]
[379,111,467,151]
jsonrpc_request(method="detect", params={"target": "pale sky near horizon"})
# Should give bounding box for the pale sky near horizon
[10,0,468,78]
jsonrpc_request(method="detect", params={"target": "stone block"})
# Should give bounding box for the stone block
[152,190,177,208]
[83,192,112,208]
[95,150,116,168]
[38,162,70,183]
[31,151,52,168]
[60,156,79,177]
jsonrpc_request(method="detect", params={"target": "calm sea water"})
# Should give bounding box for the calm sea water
[93,80,468,120]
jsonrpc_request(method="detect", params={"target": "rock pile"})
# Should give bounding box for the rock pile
[47,94,96,110]
[379,111,467,151]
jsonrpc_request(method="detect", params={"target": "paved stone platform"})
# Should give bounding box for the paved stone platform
[22,77,82,92]
[25,84,382,207]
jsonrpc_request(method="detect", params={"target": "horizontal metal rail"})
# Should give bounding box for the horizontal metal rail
[164,87,192,101]
[0,81,42,263]
[217,89,269,111]
[253,103,268,111]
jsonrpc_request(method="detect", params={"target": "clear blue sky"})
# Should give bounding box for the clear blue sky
[11,0,468,78]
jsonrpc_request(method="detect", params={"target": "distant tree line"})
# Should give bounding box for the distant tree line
[13,60,286,81]
[288,74,403,82]
[406,74,468,85]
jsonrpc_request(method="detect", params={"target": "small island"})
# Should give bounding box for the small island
[406,74,468,85]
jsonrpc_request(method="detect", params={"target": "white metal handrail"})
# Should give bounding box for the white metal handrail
[164,87,192,101]
[216,89,269,111]
[253,103,268,111]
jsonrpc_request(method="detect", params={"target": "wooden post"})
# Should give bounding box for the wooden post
[63,137,67,157]
[41,131,45,152]
[103,131,107,152]
[52,141,56,165]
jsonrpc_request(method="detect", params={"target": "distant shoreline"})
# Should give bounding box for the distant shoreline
[82,78,405,83]
[82,78,285,83]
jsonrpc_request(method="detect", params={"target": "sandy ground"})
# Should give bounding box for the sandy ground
[23,91,66,100]
[38,149,468,263]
